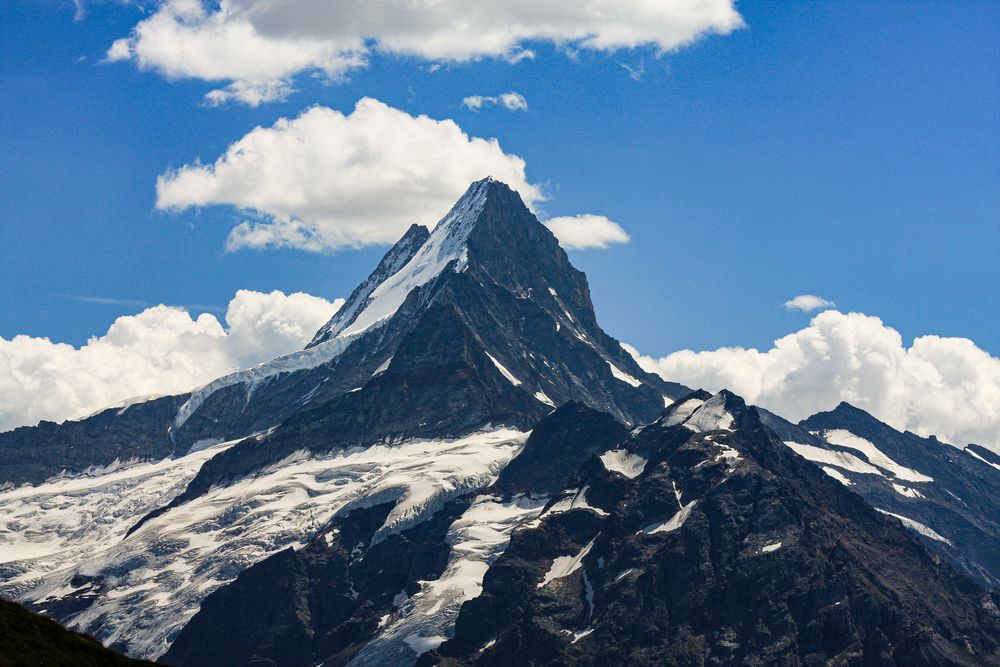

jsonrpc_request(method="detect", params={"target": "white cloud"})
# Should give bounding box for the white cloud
[784,294,835,312]
[156,98,545,252]
[625,311,1000,453]
[544,214,631,250]
[107,0,743,105]
[462,92,528,112]
[0,290,343,432]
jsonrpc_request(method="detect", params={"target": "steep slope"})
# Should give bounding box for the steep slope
[165,177,683,454]
[0,598,156,667]
[309,222,431,348]
[763,402,1000,588]
[419,393,1000,666]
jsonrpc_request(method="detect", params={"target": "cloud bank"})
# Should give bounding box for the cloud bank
[0,290,342,432]
[157,98,544,251]
[107,0,743,105]
[626,310,1000,453]
[784,294,835,312]
[544,214,631,250]
[462,92,528,112]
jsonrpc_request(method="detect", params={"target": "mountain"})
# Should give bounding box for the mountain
[416,392,1000,666]
[760,402,1000,589]
[1,178,999,666]
[0,598,156,667]
[167,393,1000,666]
[0,178,686,659]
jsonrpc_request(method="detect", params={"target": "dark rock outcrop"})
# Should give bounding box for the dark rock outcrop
[419,395,1000,666]
[0,394,187,485]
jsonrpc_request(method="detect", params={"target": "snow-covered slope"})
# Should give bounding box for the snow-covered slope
[336,179,489,338]
[0,429,527,659]
[763,401,1000,589]
[349,494,547,666]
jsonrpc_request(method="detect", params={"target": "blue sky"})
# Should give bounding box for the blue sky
[2,0,998,362]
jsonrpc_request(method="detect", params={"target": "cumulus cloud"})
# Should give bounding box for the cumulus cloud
[625,310,1000,453]
[107,0,743,105]
[544,214,631,250]
[462,92,528,112]
[0,290,342,432]
[156,98,545,251]
[784,294,835,312]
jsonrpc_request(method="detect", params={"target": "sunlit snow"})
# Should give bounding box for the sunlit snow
[349,493,545,666]
[606,361,642,387]
[682,394,734,433]
[640,500,697,535]
[822,430,933,483]
[1,429,527,659]
[486,352,522,386]
[538,538,595,588]
[599,450,646,479]
[783,441,884,477]
[876,509,952,546]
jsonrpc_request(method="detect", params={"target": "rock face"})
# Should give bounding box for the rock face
[1,178,999,666]
[762,402,1000,589]
[0,394,187,486]
[420,393,1000,666]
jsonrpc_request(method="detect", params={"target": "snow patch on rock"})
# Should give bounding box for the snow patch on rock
[538,538,595,588]
[664,397,705,427]
[876,508,952,546]
[606,361,642,387]
[349,493,545,666]
[682,394,734,433]
[486,352,522,386]
[822,429,933,483]
[641,500,697,535]
[599,450,646,479]
[784,441,884,476]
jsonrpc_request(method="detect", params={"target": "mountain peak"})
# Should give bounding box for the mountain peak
[800,401,888,434]
[311,178,557,347]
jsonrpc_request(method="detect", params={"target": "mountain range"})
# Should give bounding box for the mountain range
[1,179,998,666]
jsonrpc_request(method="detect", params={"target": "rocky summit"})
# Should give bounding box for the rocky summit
[1,179,999,666]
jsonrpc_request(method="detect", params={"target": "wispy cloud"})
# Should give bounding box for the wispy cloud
[543,214,631,250]
[64,295,149,307]
[620,61,646,81]
[63,295,224,313]
[462,92,528,112]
